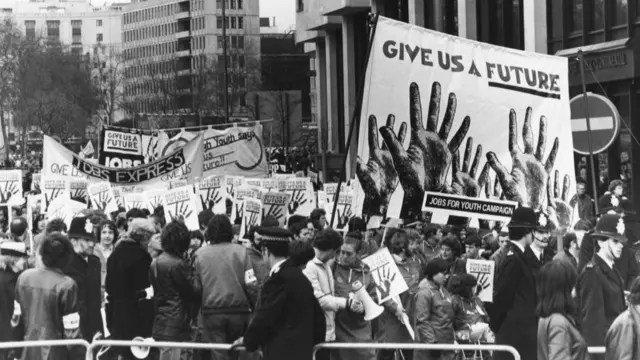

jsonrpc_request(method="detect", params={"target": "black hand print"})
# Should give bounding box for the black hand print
[288,190,307,214]
[0,182,17,203]
[45,188,63,208]
[94,191,111,211]
[50,207,66,221]
[71,189,88,204]
[244,211,258,236]
[337,204,352,229]
[265,204,283,220]
[149,196,163,211]
[475,273,490,296]
[170,201,193,222]
[375,266,396,300]
[200,188,222,210]
[227,183,236,198]
[235,202,245,221]
[128,201,144,211]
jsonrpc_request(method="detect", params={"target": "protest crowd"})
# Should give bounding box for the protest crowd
[2,12,640,360]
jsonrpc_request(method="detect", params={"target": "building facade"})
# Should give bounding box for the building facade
[121,0,260,127]
[548,0,640,207]
[295,0,548,181]
[251,19,314,150]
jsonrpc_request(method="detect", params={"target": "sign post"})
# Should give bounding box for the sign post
[574,50,622,213]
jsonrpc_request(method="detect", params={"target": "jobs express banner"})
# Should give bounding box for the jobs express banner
[354,16,575,230]
[99,126,161,168]
[42,135,204,190]
[158,124,268,178]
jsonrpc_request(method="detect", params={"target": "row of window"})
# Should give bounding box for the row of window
[566,0,628,33]
[123,0,206,25]
[216,16,244,29]
[124,41,177,60]
[216,35,244,49]
[123,17,209,43]
[24,20,103,42]
[216,0,244,10]
[125,95,247,114]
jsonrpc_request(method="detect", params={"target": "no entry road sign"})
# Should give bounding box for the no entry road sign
[570,92,621,155]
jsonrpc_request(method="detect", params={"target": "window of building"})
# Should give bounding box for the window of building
[238,55,244,67]
[612,0,628,26]
[237,35,244,48]
[569,0,583,32]
[25,20,35,39]
[230,16,235,28]
[217,36,223,49]
[46,20,60,42]
[297,0,303,12]
[216,0,222,9]
[231,36,237,48]
[591,0,605,29]
[217,16,223,28]
[238,0,243,9]
[230,0,235,9]
[97,33,103,42]
[96,19,102,27]
[238,16,243,29]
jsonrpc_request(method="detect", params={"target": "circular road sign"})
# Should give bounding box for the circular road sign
[570,92,621,155]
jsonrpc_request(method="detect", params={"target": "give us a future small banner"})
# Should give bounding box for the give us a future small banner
[421,192,518,223]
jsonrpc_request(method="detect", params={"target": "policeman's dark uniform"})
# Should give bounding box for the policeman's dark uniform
[578,214,627,359]
[490,207,545,360]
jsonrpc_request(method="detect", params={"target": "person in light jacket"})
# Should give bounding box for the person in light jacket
[537,260,589,360]
[605,276,640,360]
[414,258,455,360]
[303,228,363,360]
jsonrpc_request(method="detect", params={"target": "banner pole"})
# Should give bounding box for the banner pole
[578,50,600,214]
[330,13,380,228]
[104,119,274,133]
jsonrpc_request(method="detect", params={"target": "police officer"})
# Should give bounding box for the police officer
[490,207,540,360]
[578,214,627,360]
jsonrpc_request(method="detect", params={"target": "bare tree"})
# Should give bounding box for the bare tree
[92,44,127,126]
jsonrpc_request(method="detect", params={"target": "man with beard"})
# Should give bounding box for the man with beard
[490,207,538,360]
[579,214,628,360]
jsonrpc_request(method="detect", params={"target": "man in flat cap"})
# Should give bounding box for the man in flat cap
[233,227,325,360]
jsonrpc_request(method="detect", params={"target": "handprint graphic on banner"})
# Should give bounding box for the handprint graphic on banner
[231,185,261,224]
[262,192,291,227]
[326,193,354,231]
[0,170,22,205]
[285,178,314,216]
[31,173,41,192]
[88,182,119,213]
[362,248,409,304]
[69,180,89,205]
[198,175,227,214]
[124,193,147,211]
[42,176,70,211]
[46,197,89,228]
[352,16,575,226]
[240,198,262,239]
[466,259,495,302]
[163,186,199,230]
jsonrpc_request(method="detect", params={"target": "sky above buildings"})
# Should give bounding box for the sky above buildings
[260,0,295,32]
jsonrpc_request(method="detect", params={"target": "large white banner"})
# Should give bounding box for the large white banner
[42,135,204,191]
[158,124,268,178]
[354,16,575,230]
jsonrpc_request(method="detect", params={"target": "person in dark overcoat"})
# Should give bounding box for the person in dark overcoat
[490,207,542,360]
[63,217,104,341]
[0,241,29,360]
[578,214,628,360]
[106,218,156,360]
[232,227,325,360]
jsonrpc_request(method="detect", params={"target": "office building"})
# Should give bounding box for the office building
[251,17,314,149]
[0,0,123,54]
[122,0,260,126]
[295,0,548,180]
[549,0,640,206]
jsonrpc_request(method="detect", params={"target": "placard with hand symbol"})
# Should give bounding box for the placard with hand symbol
[262,192,291,227]
[69,180,89,205]
[466,259,495,302]
[240,198,262,239]
[231,185,261,224]
[163,186,199,230]
[144,188,165,213]
[285,178,313,216]
[88,182,119,213]
[198,175,227,214]
[42,176,70,211]
[362,248,409,304]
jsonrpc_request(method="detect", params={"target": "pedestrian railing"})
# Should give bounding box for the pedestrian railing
[588,346,606,354]
[312,342,521,360]
[0,339,90,355]
[87,339,254,359]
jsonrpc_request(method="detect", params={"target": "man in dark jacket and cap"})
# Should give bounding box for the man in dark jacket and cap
[63,216,103,342]
[232,227,325,360]
[490,207,539,360]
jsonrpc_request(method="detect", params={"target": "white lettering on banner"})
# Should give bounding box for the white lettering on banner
[353,16,575,225]
[200,126,266,177]
[104,157,143,168]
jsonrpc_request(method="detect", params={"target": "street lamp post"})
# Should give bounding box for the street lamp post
[221,0,230,122]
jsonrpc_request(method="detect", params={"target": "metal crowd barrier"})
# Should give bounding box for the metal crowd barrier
[312,342,521,360]
[87,339,253,359]
[588,346,606,354]
[0,339,90,353]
